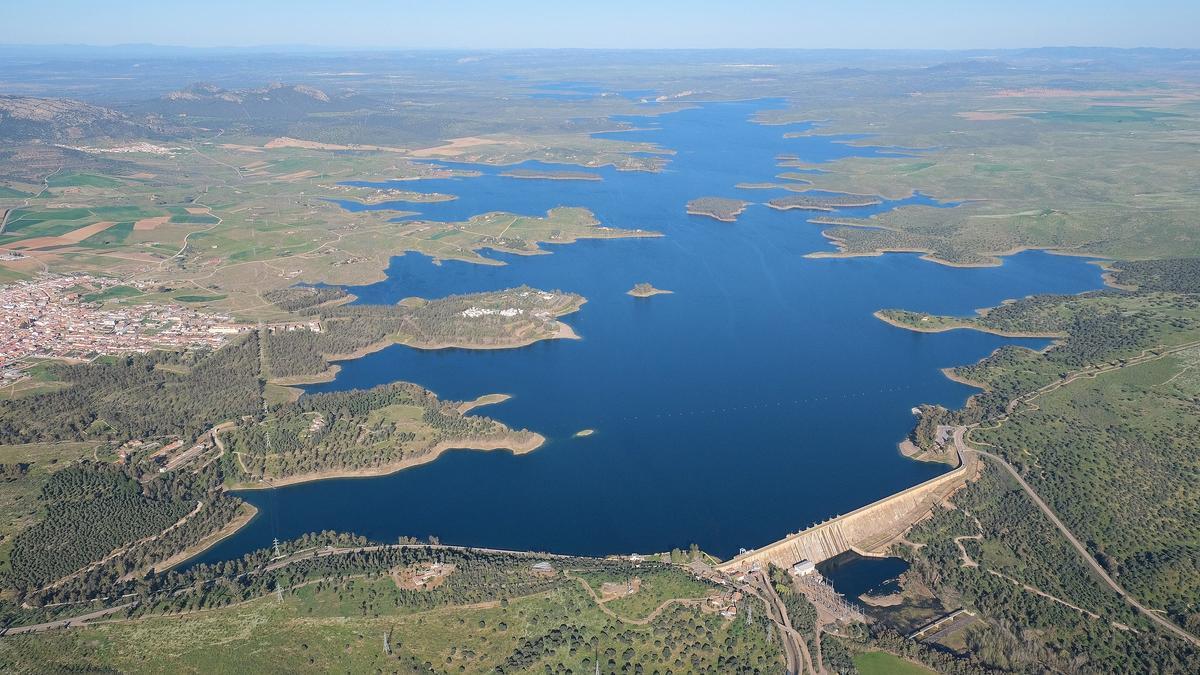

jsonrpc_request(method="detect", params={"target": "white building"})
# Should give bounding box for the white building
[791,560,816,577]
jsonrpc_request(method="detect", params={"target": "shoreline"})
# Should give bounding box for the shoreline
[871,310,1063,339]
[499,171,602,181]
[229,433,545,491]
[685,198,750,223]
[456,393,512,414]
[808,225,1109,271]
[401,320,581,350]
[939,366,992,391]
[685,208,742,223]
[766,199,882,213]
[267,308,584,388]
[627,283,673,298]
[142,503,260,576]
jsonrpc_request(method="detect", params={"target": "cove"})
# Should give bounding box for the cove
[190,100,1105,566]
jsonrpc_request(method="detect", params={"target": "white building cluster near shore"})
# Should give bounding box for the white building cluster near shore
[0,274,245,375]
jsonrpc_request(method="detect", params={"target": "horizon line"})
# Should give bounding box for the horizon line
[1,43,1197,53]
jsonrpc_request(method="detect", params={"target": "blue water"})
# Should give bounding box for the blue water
[818,552,909,600]
[191,100,1104,566]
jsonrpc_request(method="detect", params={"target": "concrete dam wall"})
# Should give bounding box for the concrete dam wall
[717,450,975,573]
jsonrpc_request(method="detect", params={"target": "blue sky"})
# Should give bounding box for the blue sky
[4,1,1198,49]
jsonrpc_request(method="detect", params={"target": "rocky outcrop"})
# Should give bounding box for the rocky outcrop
[0,95,164,142]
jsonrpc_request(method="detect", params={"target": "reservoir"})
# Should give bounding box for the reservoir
[192,100,1104,565]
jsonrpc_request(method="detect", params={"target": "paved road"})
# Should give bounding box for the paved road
[2,603,133,635]
[748,570,810,675]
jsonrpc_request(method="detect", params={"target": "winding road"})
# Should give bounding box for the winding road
[948,340,1200,647]
[967,443,1199,647]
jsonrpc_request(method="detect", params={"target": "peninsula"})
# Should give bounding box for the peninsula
[500,168,602,181]
[261,286,586,383]
[767,193,883,211]
[226,381,545,489]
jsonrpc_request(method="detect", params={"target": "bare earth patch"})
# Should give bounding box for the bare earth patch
[600,577,642,601]
[133,216,169,231]
[392,562,455,590]
[264,136,407,153]
[410,136,518,158]
[12,221,117,249]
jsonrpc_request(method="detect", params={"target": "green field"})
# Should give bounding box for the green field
[46,173,122,188]
[853,652,936,675]
[173,293,227,303]
[0,553,782,674]
[82,285,143,302]
[775,89,1200,265]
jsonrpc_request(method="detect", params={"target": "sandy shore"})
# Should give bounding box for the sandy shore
[268,319,581,388]
[939,367,992,391]
[403,321,581,351]
[686,208,744,223]
[231,433,545,491]
[457,393,512,414]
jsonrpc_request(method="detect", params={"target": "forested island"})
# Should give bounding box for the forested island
[627,283,673,298]
[686,196,750,222]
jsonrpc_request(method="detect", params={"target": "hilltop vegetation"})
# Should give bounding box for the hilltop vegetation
[0,334,262,445]
[881,266,1200,640]
[226,382,541,485]
[4,48,1200,670]
[0,541,783,673]
[897,464,1200,673]
[0,325,547,606]
[686,197,749,222]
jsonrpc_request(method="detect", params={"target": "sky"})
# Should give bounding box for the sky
[3,0,1198,50]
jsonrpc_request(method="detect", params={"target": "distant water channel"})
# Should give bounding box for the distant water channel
[191,99,1104,566]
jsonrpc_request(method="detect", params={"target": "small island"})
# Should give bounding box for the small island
[686,197,750,222]
[627,283,674,298]
[573,429,595,438]
[500,169,603,181]
[767,193,883,211]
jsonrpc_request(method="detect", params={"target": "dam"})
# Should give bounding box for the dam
[717,444,977,573]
